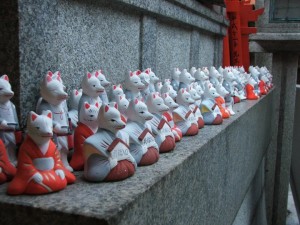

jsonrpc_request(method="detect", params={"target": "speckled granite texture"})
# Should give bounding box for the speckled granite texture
[0,92,275,225]
[10,0,228,125]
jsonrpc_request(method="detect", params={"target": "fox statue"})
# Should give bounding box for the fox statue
[209,66,222,87]
[83,103,136,182]
[187,86,205,129]
[146,93,176,153]
[245,75,260,100]
[110,84,125,100]
[0,74,20,166]
[145,68,159,93]
[171,68,181,91]
[222,68,236,115]
[7,111,75,195]
[173,88,198,136]
[162,93,182,142]
[215,83,230,119]
[94,69,110,104]
[139,70,151,100]
[124,99,159,166]
[194,68,209,91]
[0,139,16,184]
[37,71,73,171]
[70,102,99,171]
[178,69,195,90]
[68,89,82,127]
[200,82,223,125]
[116,95,129,123]
[160,82,177,100]
[124,70,145,101]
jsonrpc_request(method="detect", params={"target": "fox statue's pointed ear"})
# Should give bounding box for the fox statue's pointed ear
[181,89,185,93]
[95,102,99,108]
[30,111,38,122]
[134,98,139,104]
[130,71,134,77]
[46,75,52,83]
[119,96,123,100]
[47,71,53,77]
[105,105,110,112]
[136,70,141,75]
[85,102,90,109]
[75,90,79,95]
[114,103,118,109]
[2,74,9,81]
[94,71,99,77]
[120,84,122,89]
[47,112,52,119]
[113,85,117,90]
[152,93,156,99]
[87,72,92,79]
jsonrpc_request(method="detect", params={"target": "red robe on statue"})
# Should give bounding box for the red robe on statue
[0,139,16,184]
[70,122,95,171]
[245,84,259,100]
[7,136,75,195]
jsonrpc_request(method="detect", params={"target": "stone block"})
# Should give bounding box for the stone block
[199,33,215,67]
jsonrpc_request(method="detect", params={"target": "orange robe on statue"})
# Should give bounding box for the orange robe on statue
[7,136,75,195]
[215,96,230,119]
[70,122,95,171]
[245,84,259,100]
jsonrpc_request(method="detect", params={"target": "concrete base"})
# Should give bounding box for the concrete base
[0,91,275,225]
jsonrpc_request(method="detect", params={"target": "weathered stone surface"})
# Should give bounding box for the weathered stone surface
[199,33,215,67]
[0,92,275,225]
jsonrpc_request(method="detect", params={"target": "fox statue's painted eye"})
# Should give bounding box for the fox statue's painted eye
[110,119,116,122]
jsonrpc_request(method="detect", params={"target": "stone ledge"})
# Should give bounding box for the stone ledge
[0,91,274,225]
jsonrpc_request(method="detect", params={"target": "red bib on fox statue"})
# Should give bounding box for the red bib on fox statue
[7,111,75,195]
[0,139,16,184]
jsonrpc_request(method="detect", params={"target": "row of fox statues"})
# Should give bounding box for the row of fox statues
[0,65,273,195]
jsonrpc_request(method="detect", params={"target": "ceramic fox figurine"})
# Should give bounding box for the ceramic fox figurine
[124,99,159,166]
[70,102,99,171]
[83,103,136,182]
[245,75,260,100]
[258,73,268,95]
[171,68,181,91]
[249,66,261,96]
[94,70,110,104]
[146,93,176,153]
[145,68,159,93]
[215,83,230,119]
[7,111,75,195]
[173,88,198,136]
[200,82,223,125]
[68,89,82,128]
[124,70,144,101]
[139,70,151,100]
[162,93,182,142]
[209,66,221,87]
[194,68,209,91]
[37,71,72,171]
[160,82,177,100]
[187,86,205,129]
[79,71,104,118]
[178,69,195,90]
[222,68,236,115]
[155,81,163,93]
[0,139,16,184]
[190,67,197,76]
[116,95,129,123]
[110,84,125,100]
[0,74,20,166]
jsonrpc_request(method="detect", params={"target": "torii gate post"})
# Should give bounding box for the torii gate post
[223,0,264,72]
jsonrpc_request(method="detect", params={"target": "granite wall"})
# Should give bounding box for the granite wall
[1,0,228,125]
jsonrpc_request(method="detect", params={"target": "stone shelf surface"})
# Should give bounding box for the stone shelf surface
[0,91,274,225]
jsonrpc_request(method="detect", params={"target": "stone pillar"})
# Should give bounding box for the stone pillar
[189,30,200,68]
[271,53,298,225]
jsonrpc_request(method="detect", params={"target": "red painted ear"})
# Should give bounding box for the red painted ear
[2,75,9,81]
[130,72,134,77]
[145,69,150,74]
[164,93,168,98]
[105,105,109,112]
[85,103,90,109]
[113,85,117,90]
[94,71,99,77]
[95,102,99,108]
[114,103,118,109]
[31,113,38,121]
[48,71,53,77]
[87,73,92,79]
[136,70,141,75]
[152,93,156,98]
[47,75,52,82]
[47,112,52,119]
[120,85,122,89]
[182,89,185,93]
[57,71,61,77]
[134,99,139,104]
[75,90,79,95]
[119,96,123,100]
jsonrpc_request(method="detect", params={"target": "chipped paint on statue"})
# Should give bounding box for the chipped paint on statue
[173,88,198,136]
[200,82,223,125]
[70,102,99,171]
[124,70,144,101]
[83,103,136,182]
[146,93,176,153]
[124,99,159,166]
[0,74,20,166]
[37,71,73,171]
[7,111,75,195]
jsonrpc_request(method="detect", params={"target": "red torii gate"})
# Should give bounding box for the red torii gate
[223,0,264,72]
